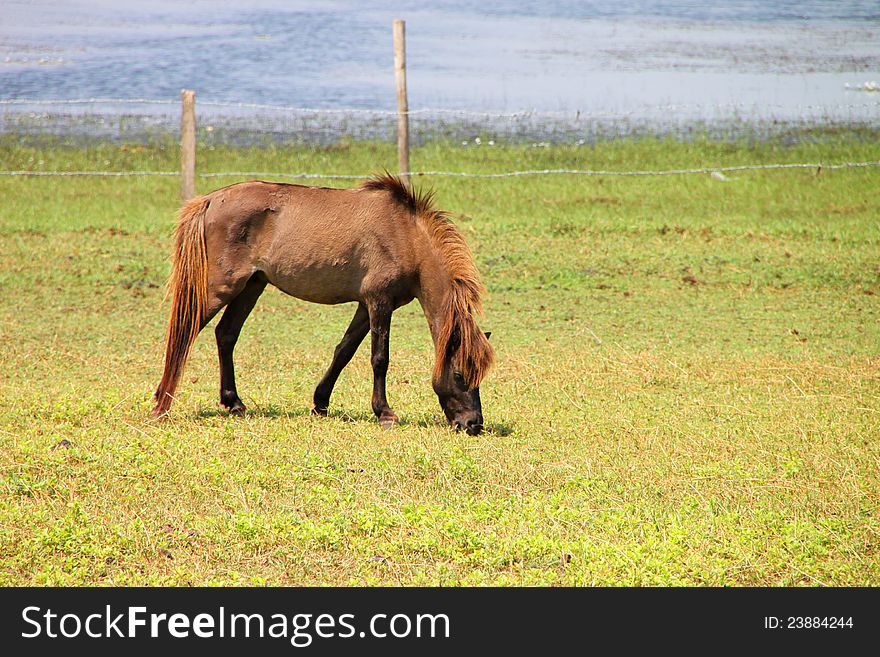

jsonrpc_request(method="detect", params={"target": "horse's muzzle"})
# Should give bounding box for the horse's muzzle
[454,417,483,436]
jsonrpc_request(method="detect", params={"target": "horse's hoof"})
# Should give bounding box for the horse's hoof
[222,401,246,416]
[378,412,399,429]
[312,406,328,417]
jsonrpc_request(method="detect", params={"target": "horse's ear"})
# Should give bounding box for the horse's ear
[445,324,462,359]
[484,331,492,340]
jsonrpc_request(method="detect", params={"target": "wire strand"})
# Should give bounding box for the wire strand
[2,97,879,117]
[1,161,877,179]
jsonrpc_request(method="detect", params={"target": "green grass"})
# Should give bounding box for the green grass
[1,133,879,586]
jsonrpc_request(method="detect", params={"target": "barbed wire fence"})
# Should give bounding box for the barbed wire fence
[1,96,879,186]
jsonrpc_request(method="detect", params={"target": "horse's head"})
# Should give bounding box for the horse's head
[434,365,484,435]
[433,331,491,436]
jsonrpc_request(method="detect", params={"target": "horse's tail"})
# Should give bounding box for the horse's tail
[153,196,211,417]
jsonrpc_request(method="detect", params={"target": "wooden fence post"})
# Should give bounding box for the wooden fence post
[393,20,410,182]
[180,89,196,200]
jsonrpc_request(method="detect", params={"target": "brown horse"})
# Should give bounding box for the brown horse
[153,174,494,435]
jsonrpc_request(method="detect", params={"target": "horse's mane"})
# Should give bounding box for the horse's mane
[361,174,494,388]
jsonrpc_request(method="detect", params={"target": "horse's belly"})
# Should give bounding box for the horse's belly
[262,262,362,305]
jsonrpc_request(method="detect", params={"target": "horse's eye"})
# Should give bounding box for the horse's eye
[453,371,465,386]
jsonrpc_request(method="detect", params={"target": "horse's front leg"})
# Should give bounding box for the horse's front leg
[313,303,370,416]
[368,301,398,429]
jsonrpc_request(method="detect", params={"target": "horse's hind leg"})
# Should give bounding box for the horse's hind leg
[215,272,268,415]
[313,302,370,416]
[153,281,241,417]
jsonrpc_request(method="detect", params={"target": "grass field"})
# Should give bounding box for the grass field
[1,132,878,586]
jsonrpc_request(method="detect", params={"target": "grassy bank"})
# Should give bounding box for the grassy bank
[1,134,878,585]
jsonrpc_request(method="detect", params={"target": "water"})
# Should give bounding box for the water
[1,0,878,142]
